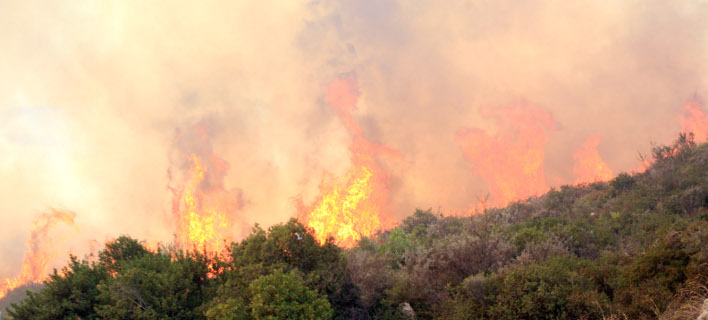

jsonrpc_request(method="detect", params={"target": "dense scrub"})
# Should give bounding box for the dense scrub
[4,134,708,319]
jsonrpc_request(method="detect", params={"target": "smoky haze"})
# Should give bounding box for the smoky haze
[1,0,707,278]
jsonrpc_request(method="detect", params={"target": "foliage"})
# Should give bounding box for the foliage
[4,135,708,319]
[485,256,609,319]
[0,283,43,316]
[205,298,248,320]
[96,250,214,319]
[248,270,333,319]
[225,218,363,319]
[8,256,109,320]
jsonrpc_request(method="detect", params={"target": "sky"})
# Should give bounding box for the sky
[1,0,707,278]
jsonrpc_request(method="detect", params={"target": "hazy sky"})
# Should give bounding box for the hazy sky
[1,0,707,278]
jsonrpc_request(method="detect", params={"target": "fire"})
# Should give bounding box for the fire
[170,121,244,253]
[679,97,708,143]
[0,209,78,300]
[298,74,399,248]
[302,167,381,247]
[142,240,161,253]
[176,155,229,251]
[633,97,707,174]
[455,102,557,207]
[573,135,613,184]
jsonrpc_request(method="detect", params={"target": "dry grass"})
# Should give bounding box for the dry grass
[662,273,708,320]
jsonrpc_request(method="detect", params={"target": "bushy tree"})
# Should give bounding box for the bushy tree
[99,236,152,274]
[248,270,333,320]
[8,256,108,320]
[96,250,214,319]
[400,209,438,237]
[205,298,249,320]
[225,218,363,319]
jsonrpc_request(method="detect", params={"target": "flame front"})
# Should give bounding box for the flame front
[303,167,378,246]
[298,75,399,248]
[0,209,78,300]
[573,135,613,184]
[455,102,557,207]
[680,97,708,143]
[174,155,229,252]
[170,121,244,253]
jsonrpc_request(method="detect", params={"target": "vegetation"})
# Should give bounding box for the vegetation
[3,133,708,319]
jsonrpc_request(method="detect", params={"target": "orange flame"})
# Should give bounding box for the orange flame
[455,102,557,207]
[170,121,244,253]
[298,74,399,248]
[573,135,613,184]
[679,97,708,143]
[0,209,78,300]
[142,240,161,253]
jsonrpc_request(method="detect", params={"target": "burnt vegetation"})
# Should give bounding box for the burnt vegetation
[3,133,708,319]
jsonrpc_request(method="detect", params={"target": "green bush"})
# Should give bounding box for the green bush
[486,256,609,320]
[248,270,333,320]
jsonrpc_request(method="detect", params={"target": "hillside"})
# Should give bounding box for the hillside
[2,133,707,320]
[0,283,43,317]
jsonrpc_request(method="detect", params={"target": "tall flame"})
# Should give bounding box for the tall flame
[298,74,399,248]
[573,135,613,184]
[455,102,557,207]
[679,97,708,143]
[170,121,245,253]
[0,209,78,300]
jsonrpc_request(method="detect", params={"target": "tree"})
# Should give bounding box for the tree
[227,219,363,319]
[400,209,438,237]
[205,298,249,320]
[99,236,151,274]
[96,250,215,319]
[249,270,332,320]
[8,256,109,320]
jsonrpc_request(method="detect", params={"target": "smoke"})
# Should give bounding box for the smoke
[455,102,557,207]
[301,0,708,211]
[1,0,707,276]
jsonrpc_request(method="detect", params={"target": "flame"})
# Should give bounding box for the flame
[179,155,229,251]
[0,209,78,300]
[142,240,161,253]
[573,135,613,184]
[455,102,557,207]
[170,121,244,253]
[679,97,708,143]
[302,167,382,247]
[633,97,707,174]
[298,74,399,248]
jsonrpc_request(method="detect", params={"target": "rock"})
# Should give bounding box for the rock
[399,302,416,319]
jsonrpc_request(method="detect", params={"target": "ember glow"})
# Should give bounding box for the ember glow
[298,75,400,247]
[170,122,245,253]
[0,210,78,300]
[573,135,614,184]
[455,102,557,207]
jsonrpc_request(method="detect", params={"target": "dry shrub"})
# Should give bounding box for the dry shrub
[346,249,394,308]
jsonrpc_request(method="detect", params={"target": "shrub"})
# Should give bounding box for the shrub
[248,270,333,320]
